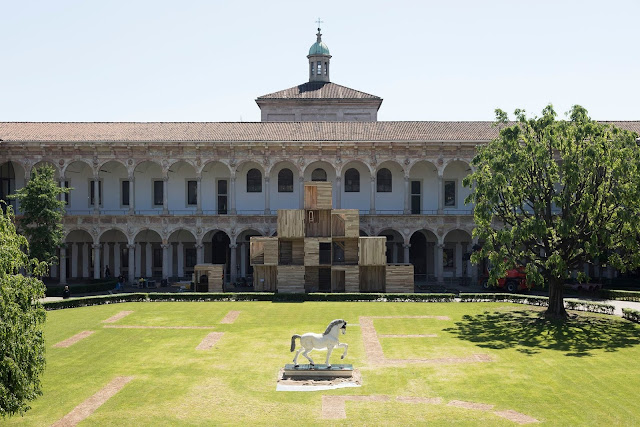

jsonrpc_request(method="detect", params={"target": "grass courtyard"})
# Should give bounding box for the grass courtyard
[7,301,640,426]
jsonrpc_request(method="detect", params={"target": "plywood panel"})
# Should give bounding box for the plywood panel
[292,239,304,265]
[385,264,414,293]
[332,210,359,238]
[277,210,305,238]
[331,270,345,293]
[279,240,292,265]
[304,182,332,210]
[254,266,277,292]
[305,209,331,237]
[304,266,319,292]
[358,237,387,266]
[304,239,319,266]
[345,266,360,293]
[360,266,386,292]
[277,266,305,293]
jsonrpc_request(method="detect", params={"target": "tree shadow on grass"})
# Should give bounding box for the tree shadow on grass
[443,310,640,357]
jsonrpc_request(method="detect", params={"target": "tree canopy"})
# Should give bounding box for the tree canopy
[10,165,68,267]
[0,204,47,417]
[464,105,640,317]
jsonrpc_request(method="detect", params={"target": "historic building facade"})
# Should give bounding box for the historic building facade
[2,28,638,288]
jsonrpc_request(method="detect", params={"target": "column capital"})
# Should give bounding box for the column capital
[127,243,136,250]
[403,244,411,249]
[229,244,238,249]
[264,176,270,183]
[196,176,202,182]
[370,175,376,183]
[404,175,410,182]
[92,243,101,250]
[335,176,341,182]
[161,243,170,249]
[195,243,203,250]
[298,176,304,182]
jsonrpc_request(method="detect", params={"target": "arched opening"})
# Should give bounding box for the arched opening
[205,230,231,281]
[409,230,438,284]
[98,161,128,214]
[277,168,293,192]
[443,229,472,282]
[311,168,327,182]
[167,161,197,213]
[134,229,163,279]
[379,229,404,264]
[168,229,197,281]
[235,229,262,285]
[133,161,163,213]
[0,161,24,212]
[99,229,129,279]
[65,229,94,280]
[376,168,392,192]
[246,168,262,193]
[344,168,360,192]
[443,160,472,212]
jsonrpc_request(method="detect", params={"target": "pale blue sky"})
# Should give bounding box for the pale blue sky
[1,0,638,122]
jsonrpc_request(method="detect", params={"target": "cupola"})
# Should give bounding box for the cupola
[307,27,331,83]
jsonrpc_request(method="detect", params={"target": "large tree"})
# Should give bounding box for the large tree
[0,205,47,417]
[464,105,640,318]
[11,165,69,267]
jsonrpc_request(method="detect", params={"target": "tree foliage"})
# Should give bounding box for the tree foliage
[11,165,68,267]
[464,105,640,317]
[0,204,47,417]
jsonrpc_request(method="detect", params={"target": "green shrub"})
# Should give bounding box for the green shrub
[459,293,615,314]
[622,308,640,323]
[46,280,117,297]
[599,289,640,302]
[43,293,148,310]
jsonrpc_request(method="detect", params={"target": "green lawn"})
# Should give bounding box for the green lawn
[6,301,640,426]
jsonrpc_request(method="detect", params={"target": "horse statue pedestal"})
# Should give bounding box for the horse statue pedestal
[283,364,354,378]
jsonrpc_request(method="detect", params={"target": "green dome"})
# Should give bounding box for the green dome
[309,41,330,56]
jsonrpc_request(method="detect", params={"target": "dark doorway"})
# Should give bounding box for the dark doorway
[318,267,331,292]
[211,231,230,276]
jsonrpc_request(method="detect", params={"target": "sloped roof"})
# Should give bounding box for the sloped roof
[256,82,381,100]
[1,121,638,143]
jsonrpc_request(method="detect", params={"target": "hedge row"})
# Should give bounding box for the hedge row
[459,293,615,315]
[46,280,118,297]
[43,293,148,310]
[622,308,640,323]
[599,289,640,302]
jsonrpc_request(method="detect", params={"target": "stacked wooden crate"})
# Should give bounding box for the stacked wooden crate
[277,266,305,293]
[385,264,415,293]
[250,237,278,266]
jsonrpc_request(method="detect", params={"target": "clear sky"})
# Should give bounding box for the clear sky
[1,0,638,122]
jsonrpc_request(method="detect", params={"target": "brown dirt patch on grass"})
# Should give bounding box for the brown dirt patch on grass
[53,331,95,348]
[196,332,224,350]
[494,410,540,424]
[396,396,443,404]
[51,376,134,426]
[220,310,241,324]
[103,325,216,330]
[101,311,134,323]
[447,400,494,411]
[379,334,438,338]
[321,395,390,419]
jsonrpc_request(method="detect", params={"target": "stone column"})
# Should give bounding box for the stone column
[162,176,169,214]
[335,176,342,209]
[93,177,100,215]
[264,176,270,214]
[93,244,101,279]
[466,243,473,278]
[369,176,376,214]
[145,242,152,277]
[127,244,135,284]
[436,244,444,283]
[168,243,174,278]
[196,177,202,214]
[162,243,169,280]
[82,243,89,278]
[129,174,135,214]
[404,176,410,214]
[240,243,246,277]
[177,243,184,277]
[113,242,121,276]
[403,244,410,265]
[229,177,236,214]
[71,243,78,278]
[135,243,142,277]
[455,243,463,278]
[59,246,67,285]
[298,176,305,209]
[437,174,444,214]
[196,243,204,265]
[229,244,237,283]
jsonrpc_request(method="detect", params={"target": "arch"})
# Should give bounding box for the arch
[167,161,198,212]
[98,160,129,213]
[98,228,129,279]
[133,229,163,280]
[303,161,336,182]
[344,168,360,192]
[168,228,197,243]
[359,229,369,237]
[133,159,163,174]
[61,159,94,177]
[64,229,94,280]
[98,227,128,242]
[203,230,231,276]
[443,229,473,280]
[409,160,439,213]
[32,160,60,179]
[378,228,405,264]
[443,160,473,211]
[0,161,26,212]
[168,159,197,173]
[64,161,95,213]
[409,229,438,283]
[376,168,392,192]
[311,168,327,181]
[200,159,232,176]
[201,161,231,214]
[97,159,127,173]
[277,168,294,192]
[134,161,164,212]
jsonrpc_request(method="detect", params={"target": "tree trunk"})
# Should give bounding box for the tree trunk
[545,277,568,319]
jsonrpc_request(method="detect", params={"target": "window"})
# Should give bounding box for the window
[344,168,360,192]
[187,180,197,205]
[377,168,392,192]
[310,62,314,76]
[324,62,328,75]
[317,61,322,75]
[443,247,454,268]
[444,180,456,207]
[278,168,293,192]
[217,179,228,214]
[89,179,103,206]
[153,180,163,206]
[153,247,163,268]
[246,168,262,192]
[185,248,197,268]
[61,180,69,205]
[411,180,421,214]
[121,180,129,206]
[311,168,327,182]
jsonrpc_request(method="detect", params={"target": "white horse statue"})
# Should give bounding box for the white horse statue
[291,319,348,368]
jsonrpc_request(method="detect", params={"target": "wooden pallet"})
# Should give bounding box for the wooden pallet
[358,237,387,266]
[277,265,305,293]
[385,264,414,293]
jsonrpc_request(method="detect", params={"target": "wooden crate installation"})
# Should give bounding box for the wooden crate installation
[193,264,224,292]
[304,238,332,266]
[358,237,387,266]
[305,209,331,237]
[385,264,415,293]
[332,239,359,265]
[360,266,386,292]
[277,210,305,238]
[250,237,278,266]
[331,209,359,237]
[277,266,305,293]
[304,182,333,210]
[253,265,277,292]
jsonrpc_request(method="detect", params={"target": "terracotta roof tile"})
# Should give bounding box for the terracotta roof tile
[256,82,381,100]
[1,121,638,143]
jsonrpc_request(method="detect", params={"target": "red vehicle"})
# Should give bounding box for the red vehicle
[480,265,532,292]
